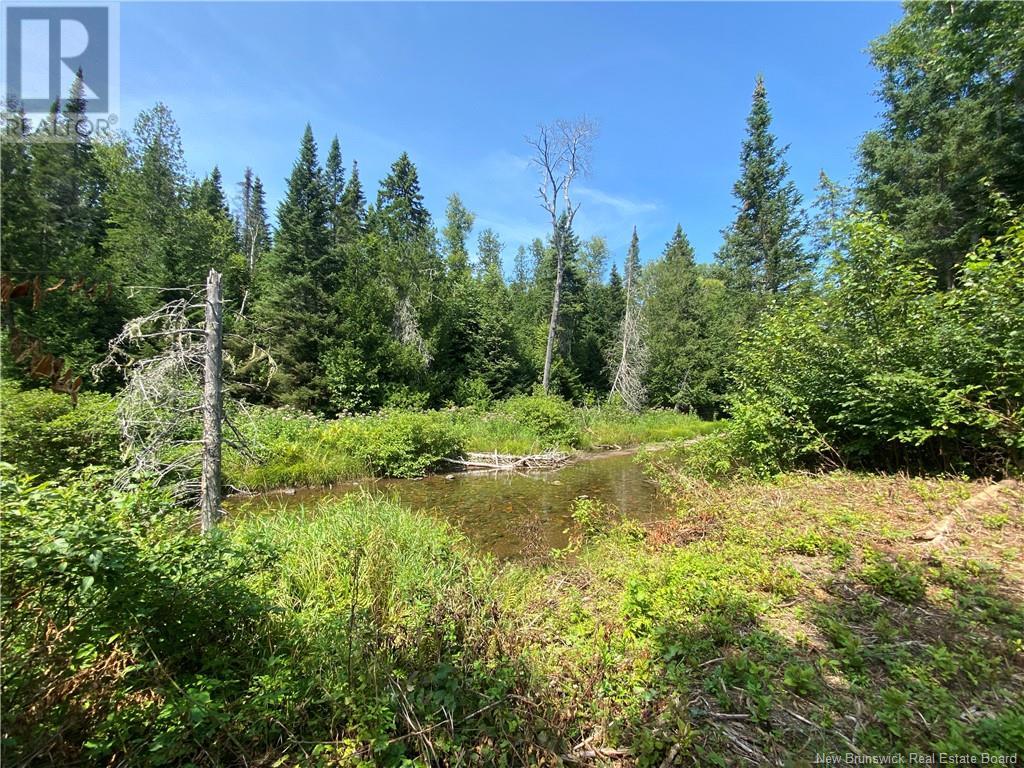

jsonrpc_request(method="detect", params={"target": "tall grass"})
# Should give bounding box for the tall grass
[227,398,717,490]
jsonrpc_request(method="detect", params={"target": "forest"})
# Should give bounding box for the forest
[2,1,1023,765]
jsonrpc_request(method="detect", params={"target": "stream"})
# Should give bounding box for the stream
[229,451,676,560]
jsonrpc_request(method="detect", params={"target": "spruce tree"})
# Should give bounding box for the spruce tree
[859,1,1024,288]
[375,152,430,243]
[716,75,810,297]
[608,227,647,409]
[646,225,738,415]
[324,136,349,242]
[475,228,504,289]
[442,193,475,279]
[238,168,271,273]
[325,136,345,208]
[338,160,366,238]
[255,124,334,409]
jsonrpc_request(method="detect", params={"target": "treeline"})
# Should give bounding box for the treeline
[0,90,714,414]
[0,74,807,417]
[3,2,1022,467]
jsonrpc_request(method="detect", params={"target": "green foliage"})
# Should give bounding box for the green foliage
[0,383,120,478]
[254,124,337,411]
[694,212,1024,477]
[859,550,926,603]
[644,227,737,416]
[0,470,273,765]
[716,75,812,298]
[499,393,579,448]
[860,0,1024,287]
[327,410,463,478]
[0,470,530,765]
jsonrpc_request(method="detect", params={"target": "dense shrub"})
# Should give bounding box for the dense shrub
[0,469,274,765]
[681,213,1024,478]
[0,383,121,478]
[0,470,531,765]
[499,393,579,448]
[327,409,463,477]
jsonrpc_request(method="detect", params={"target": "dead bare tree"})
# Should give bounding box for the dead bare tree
[95,269,274,530]
[200,270,224,532]
[526,118,597,393]
[609,227,648,411]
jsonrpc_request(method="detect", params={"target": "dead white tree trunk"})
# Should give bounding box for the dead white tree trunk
[609,228,648,411]
[200,269,223,533]
[528,118,596,393]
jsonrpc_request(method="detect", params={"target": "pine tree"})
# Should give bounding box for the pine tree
[645,225,739,415]
[238,168,271,274]
[716,75,810,297]
[811,170,851,255]
[475,228,504,288]
[442,194,474,279]
[859,1,1024,288]
[338,160,366,238]
[324,136,349,243]
[325,136,345,208]
[375,152,430,243]
[105,103,188,288]
[255,124,335,409]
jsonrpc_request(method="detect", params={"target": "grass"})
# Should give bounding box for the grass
[4,461,1022,765]
[225,397,717,490]
[233,465,1024,763]
[502,468,1024,763]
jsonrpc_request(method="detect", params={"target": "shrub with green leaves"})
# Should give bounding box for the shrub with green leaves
[684,212,1024,478]
[0,468,274,765]
[499,393,579,448]
[327,409,463,477]
[0,382,121,478]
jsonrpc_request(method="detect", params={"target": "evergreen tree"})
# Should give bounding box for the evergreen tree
[255,124,335,409]
[3,76,125,374]
[645,225,738,415]
[716,75,810,297]
[196,166,231,219]
[475,228,504,289]
[337,160,366,238]
[859,1,1024,288]
[442,193,475,279]
[608,227,647,409]
[811,170,851,256]
[238,168,272,275]
[0,105,43,271]
[375,152,430,243]
[324,136,350,243]
[105,103,188,290]
[325,136,345,209]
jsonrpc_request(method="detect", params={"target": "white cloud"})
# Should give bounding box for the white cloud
[574,186,660,217]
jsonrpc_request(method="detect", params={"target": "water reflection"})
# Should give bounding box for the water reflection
[231,452,673,560]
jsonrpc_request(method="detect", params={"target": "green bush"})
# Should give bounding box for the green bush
[0,469,529,765]
[700,212,1024,478]
[859,550,927,603]
[328,409,463,477]
[0,382,121,478]
[499,393,579,448]
[0,469,274,765]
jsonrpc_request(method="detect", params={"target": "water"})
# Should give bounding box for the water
[229,452,674,560]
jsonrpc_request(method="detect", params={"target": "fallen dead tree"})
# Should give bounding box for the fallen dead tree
[443,451,570,470]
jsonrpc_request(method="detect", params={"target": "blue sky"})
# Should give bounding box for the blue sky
[120,1,903,271]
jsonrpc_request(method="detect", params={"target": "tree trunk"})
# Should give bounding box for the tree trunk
[200,269,223,533]
[542,247,564,393]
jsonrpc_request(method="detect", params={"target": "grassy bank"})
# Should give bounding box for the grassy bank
[225,395,717,490]
[0,384,715,489]
[4,457,1021,765]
